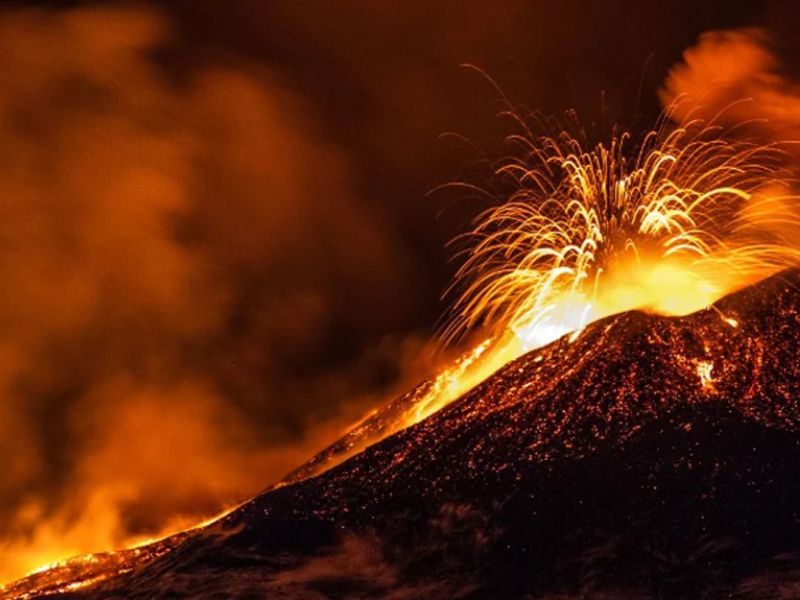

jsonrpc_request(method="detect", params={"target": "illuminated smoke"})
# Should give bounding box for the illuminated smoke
[0,5,415,584]
[659,28,800,139]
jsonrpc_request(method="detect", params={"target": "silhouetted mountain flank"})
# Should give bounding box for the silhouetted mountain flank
[7,269,800,599]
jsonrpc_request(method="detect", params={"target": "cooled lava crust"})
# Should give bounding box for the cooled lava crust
[7,269,800,599]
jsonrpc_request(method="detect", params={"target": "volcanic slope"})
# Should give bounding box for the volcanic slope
[7,269,800,599]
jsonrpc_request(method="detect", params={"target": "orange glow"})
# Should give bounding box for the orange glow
[9,23,800,594]
[695,360,716,390]
[0,500,240,595]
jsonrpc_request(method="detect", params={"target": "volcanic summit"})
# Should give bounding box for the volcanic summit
[6,268,800,599]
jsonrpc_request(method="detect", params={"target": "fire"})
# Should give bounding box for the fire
[695,360,716,390]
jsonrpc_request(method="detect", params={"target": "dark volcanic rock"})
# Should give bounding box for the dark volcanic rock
[7,269,800,599]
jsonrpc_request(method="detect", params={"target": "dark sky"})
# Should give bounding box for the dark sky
[0,0,798,580]
[162,0,794,334]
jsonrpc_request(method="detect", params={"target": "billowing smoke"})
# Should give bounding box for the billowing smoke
[0,4,428,582]
[661,28,800,141]
[660,28,800,250]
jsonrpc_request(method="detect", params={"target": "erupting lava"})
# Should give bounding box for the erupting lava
[448,108,800,351]
[273,106,800,487]
[405,107,800,432]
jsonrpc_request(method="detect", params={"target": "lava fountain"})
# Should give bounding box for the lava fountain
[398,105,800,432]
[447,108,800,347]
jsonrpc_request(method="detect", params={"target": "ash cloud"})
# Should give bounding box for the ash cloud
[660,28,800,248]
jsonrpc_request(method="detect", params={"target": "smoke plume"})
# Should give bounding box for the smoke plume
[661,28,800,141]
[0,4,423,582]
[660,28,800,251]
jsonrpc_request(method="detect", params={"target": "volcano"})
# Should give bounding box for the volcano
[6,269,800,599]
